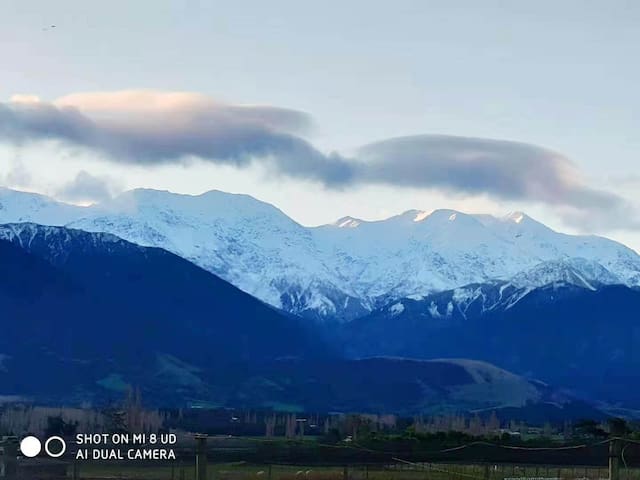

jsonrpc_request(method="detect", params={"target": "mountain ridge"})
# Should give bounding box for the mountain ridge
[0,187,638,321]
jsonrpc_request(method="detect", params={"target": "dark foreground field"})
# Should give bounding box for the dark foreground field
[15,459,639,480]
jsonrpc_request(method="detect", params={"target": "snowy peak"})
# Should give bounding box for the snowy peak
[412,210,431,222]
[333,216,363,228]
[504,211,528,224]
[396,209,431,222]
[0,188,85,226]
[102,188,296,223]
[328,209,480,228]
[381,208,473,225]
[420,209,485,227]
[474,210,536,226]
[330,209,433,227]
[474,210,556,238]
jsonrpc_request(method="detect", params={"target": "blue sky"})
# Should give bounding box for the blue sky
[1,0,639,249]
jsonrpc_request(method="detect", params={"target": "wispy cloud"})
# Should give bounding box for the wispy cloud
[1,160,32,188]
[56,170,123,204]
[0,90,637,231]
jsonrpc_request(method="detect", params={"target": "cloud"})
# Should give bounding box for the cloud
[9,94,41,104]
[354,135,640,231]
[0,91,352,186]
[0,90,637,231]
[559,206,640,233]
[56,170,123,204]
[2,161,32,187]
[356,135,620,207]
[54,91,312,134]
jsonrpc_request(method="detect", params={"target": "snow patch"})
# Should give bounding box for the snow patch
[413,211,430,222]
[389,302,405,316]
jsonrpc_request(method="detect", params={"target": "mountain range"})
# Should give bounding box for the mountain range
[0,222,592,418]
[1,187,639,322]
[1,186,639,416]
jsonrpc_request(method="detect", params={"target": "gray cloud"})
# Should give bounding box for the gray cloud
[0,92,352,186]
[354,135,640,231]
[356,135,622,208]
[56,170,123,204]
[0,91,637,230]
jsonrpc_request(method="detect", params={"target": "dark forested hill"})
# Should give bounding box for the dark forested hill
[341,283,640,407]
[0,224,327,404]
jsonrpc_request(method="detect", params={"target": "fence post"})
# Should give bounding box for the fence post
[609,437,621,480]
[195,434,208,480]
[609,420,626,480]
[343,465,349,480]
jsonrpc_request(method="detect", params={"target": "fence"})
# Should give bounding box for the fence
[3,435,640,480]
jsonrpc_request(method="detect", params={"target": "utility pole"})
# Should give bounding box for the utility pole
[195,434,208,480]
[609,420,626,480]
[296,418,307,439]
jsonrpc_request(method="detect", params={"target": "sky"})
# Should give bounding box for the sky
[1,0,639,250]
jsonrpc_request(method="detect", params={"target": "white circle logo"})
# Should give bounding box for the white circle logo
[20,436,42,458]
[44,436,67,458]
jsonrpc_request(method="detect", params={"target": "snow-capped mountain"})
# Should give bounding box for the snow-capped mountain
[1,221,611,415]
[0,187,87,225]
[0,187,639,321]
